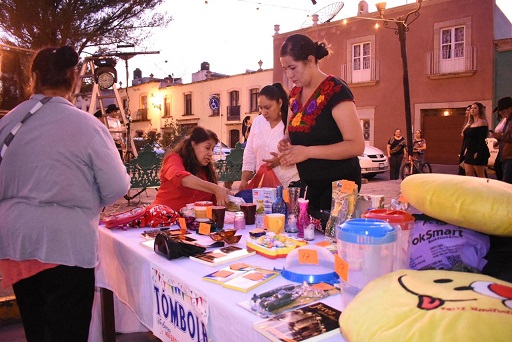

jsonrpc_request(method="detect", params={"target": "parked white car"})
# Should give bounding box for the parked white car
[359,145,389,179]
[212,142,232,162]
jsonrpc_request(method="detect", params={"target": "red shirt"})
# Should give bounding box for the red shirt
[153,153,214,211]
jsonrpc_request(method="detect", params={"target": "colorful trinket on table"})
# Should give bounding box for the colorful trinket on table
[246,232,308,259]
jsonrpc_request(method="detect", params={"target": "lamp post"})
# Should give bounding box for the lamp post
[375,0,423,154]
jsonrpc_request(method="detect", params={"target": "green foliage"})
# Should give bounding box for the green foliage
[0,0,171,101]
[144,130,161,145]
[0,0,171,54]
[159,117,186,149]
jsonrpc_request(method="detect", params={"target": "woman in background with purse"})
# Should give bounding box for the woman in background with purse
[387,128,407,180]
[0,46,130,341]
[238,83,300,191]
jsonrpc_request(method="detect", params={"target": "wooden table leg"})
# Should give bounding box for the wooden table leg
[100,288,116,342]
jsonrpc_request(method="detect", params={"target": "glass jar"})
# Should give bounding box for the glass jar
[234,211,246,230]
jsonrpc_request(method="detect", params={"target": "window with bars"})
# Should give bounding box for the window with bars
[163,96,171,118]
[140,95,147,109]
[250,88,259,112]
[230,90,239,106]
[441,26,465,60]
[353,42,371,71]
[184,93,192,115]
[351,42,372,83]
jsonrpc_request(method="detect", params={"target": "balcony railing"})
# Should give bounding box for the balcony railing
[227,105,240,121]
[340,58,380,85]
[427,46,477,77]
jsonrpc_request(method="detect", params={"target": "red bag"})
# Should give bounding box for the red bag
[103,204,180,229]
[103,207,146,228]
[137,204,180,228]
[246,163,281,189]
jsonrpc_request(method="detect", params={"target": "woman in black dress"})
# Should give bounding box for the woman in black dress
[458,105,472,175]
[463,102,490,177]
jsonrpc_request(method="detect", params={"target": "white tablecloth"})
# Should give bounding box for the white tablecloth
[90,224,346,341]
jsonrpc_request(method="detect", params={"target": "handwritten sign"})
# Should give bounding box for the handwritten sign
[334,254,349,282]
[298,248,319,265]
[341,179,356,194]
[315,240,332,248]
[198,223,211,235]
[178,218,187,233]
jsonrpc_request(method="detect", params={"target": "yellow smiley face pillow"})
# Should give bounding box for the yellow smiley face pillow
[339,270,512,342]
[401,174,512,236]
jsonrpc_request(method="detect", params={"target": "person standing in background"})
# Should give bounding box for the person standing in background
[492,106,507,181]
[462,102,490,177]
[239,83,300,190]
[412,129,427,164]
[458,104,472,175]
[493,96,512,183]
[0,46,130,341]
[387,128,407,180]
[241,115,252,146]
[105,104,125,160]
[277,33,364,213]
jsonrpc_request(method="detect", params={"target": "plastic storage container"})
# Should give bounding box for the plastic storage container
[361,209,414,270]
[337,218,397,295]
[281,245,339,284]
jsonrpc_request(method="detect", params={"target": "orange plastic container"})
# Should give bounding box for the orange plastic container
[361,209,415,270]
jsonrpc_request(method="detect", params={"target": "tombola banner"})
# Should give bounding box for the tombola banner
[151,265,209,341]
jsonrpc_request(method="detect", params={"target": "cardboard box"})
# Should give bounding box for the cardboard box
[252,187,276,215]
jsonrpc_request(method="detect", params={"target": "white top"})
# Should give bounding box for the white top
[0,95,131,268]
[495,117,507,133]
[242,115,299,187]
[106,115,123,142]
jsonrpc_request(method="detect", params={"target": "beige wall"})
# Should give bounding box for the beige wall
[122,70,272,147]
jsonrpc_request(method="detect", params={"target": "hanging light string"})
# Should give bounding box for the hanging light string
[233,0,312,13]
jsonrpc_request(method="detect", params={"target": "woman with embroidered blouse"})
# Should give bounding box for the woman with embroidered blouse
[277,34,365,212]
[238,83,300,191]
[153,126,230,211]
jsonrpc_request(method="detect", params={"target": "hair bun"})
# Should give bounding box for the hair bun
[315,42,329,60]
[54,46,79,69]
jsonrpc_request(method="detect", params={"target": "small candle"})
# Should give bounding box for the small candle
[304,223,315,241]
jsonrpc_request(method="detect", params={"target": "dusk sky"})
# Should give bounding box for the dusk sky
[108,0,512,85]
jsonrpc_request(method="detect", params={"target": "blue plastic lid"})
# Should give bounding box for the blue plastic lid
[337,218,397,245]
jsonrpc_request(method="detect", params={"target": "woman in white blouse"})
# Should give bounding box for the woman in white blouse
[238,83,300,190]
